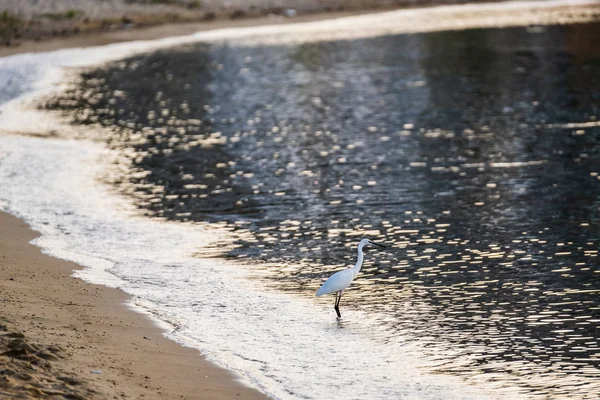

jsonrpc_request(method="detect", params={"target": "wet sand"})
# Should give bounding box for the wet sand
[0,211,266,399]
[0,10,364,58]
[0,0,542,52]
[2,1,599,58]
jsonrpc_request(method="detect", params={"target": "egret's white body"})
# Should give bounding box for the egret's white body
[316,238,385,318]
[316,268,354,296]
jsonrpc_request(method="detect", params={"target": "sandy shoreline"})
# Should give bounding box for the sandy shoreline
[0,0,528,51]
[0,211,266,399]
[0,10,363,57]
[2,0,599,58]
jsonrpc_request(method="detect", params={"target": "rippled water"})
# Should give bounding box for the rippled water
[44,22,600,397]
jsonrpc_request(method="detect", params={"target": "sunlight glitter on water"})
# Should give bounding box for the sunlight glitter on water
[0,2,599,399]
[0,135,500,400]
[38,22,600,397]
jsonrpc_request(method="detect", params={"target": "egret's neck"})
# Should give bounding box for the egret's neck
[353,245,365,278]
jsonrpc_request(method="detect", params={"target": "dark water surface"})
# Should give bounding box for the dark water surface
[47,22,600,397]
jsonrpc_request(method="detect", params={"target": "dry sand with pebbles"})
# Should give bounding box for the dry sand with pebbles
[0,0,496,47]
[1,0,599,57]
[7,0,596,50]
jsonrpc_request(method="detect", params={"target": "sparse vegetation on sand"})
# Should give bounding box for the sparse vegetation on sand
[0,10,23,46]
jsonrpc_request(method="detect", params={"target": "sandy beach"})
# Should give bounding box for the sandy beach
[0,211,265,399]
[0,0,531,50]
[0,9,367,58]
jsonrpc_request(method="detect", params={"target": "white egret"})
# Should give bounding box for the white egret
[316,238,386,318]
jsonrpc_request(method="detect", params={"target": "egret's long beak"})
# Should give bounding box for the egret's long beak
[370,241,387,248]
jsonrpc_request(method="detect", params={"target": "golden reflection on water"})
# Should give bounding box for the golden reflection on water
[43,23,600,398]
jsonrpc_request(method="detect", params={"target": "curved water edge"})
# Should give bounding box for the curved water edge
[1,1,599,134]
[1,2,599,399]
[0,135,501,399]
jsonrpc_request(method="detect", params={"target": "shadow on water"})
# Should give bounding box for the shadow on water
[45,22,600,397]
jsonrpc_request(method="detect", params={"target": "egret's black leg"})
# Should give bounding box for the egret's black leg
[334,292,342,318]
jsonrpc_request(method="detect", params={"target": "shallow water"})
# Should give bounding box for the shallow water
[42,21,600,398]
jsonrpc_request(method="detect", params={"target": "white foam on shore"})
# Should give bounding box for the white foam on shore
[0,1,593,398]
[0,134,507,399]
